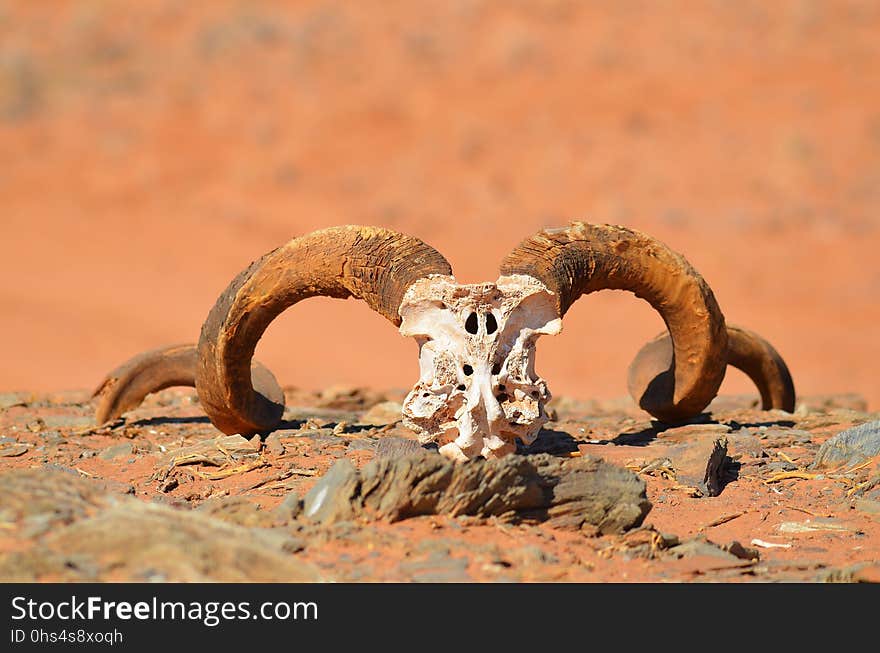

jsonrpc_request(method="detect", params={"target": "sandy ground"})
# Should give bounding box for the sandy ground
[1,1,878,410]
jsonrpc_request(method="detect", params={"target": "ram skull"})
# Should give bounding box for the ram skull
[93,223,796,462]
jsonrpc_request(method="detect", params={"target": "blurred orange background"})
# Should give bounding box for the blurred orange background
[2,1,878,409]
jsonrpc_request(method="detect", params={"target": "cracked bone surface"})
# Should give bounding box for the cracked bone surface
[399,274,562,461]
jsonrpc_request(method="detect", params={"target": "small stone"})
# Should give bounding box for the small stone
[667,537,741,561]
[651,432,729,497]
[196,496,273,527]
[726,430,765,459]
[159,478,179,493]
[375,436,424,459]
[273,492,303,522]
[92,479,136,496]
[852,498,880,515]
[765,461,798,472]
[360,401,404,426]
[722,541,760,561]
[758,428,798,447]
[41,416,95,430]
[0,443,29,457]
[98,442,135,461]
[302,459,359,523]
[777,519,854,534]
[519,545,559,565]
[317,385,387,410]
[264,433,285,456]
[399,552,472,583]
[39,430,65,444]
[789,429,815,444]
[661,423,731,438]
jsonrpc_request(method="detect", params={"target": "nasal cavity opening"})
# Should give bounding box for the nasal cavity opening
[465,312,479,334]
[463,364,474,376]
[485,312,498,334]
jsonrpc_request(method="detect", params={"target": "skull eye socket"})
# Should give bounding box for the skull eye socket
[465,312,479,334]
[463,364,474,376]
[485,313,498,334]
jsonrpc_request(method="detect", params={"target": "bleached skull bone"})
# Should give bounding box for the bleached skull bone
[399,274,562,461]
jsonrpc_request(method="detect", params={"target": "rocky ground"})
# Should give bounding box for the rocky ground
[1,387,878,583]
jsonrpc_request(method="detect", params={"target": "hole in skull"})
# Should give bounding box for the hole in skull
[456,384,466,391]
[496,393,508,402]
[422,392,430,398]
[463,364,474,376]
[485,312,498,334]
[491,362,501,375]
[498,384,506,390]
[465,312,479,334]
[531,390,540,398]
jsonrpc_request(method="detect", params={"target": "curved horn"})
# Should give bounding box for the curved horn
[196,225,452,435]
[93,344,197,424]
[726,324,795,412]
[627,324,796,414]
[500,222,728,422]
[92,344,278,425]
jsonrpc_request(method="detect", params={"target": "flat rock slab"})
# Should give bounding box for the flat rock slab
[811,420,880,470]
[0,468,321,582]
[375,436,425,459]
[359,401,404,426]
[301,452,651,534]
[162,434,262,467]
[0,443,30,457]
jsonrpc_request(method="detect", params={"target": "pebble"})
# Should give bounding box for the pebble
[0,443,29,457]
[98,442,135,461]
[359,401,404,426]
[852,498,880,515]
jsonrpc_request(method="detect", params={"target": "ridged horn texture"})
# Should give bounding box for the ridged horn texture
[500,222,729,422]
[195,225,453,436]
